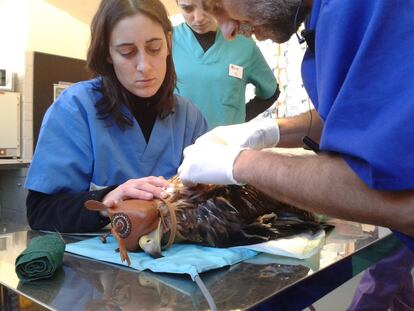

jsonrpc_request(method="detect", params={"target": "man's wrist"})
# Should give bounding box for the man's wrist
[233,149,255,184]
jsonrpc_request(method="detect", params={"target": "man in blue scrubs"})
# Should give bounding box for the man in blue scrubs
[178,0,414,308]
[173,0,279,128]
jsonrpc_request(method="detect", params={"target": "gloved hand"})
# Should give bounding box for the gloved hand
[195,118,279,150]
[178,144,245,185]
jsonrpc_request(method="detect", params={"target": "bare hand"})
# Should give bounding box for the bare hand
[103,176,170,207]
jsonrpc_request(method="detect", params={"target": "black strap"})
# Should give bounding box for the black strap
[301,29,315,53]
[302,135,320,154]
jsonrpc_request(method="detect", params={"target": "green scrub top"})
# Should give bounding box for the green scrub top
[173,23,277,129]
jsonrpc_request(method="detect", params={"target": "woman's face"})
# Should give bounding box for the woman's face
[108,13,170,98]
[177,0,217,34]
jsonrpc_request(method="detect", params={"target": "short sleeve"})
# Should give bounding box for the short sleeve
[311,0,414,190]
[25,85,95,194]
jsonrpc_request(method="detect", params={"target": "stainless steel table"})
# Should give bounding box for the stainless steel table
[0,159,30,170]
[0,221,404,311]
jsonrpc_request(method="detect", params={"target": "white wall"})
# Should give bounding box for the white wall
[22,1,90,158]
[27,0,90,60]
[0,0,28,86]
[0,0,89,77]
[0,0,92,160]
[1,0,29,159]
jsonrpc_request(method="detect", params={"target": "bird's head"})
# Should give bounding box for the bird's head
[85,199,163,258]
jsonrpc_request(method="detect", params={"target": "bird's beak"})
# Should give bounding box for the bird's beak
[139,219,163,258]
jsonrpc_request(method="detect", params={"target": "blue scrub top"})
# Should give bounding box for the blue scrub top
[173,23,277,129]
[25,78,208,194]
[301,0,414,248]
[302,0,414,190]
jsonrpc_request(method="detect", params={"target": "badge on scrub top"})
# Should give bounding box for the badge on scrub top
[229,64,243,79]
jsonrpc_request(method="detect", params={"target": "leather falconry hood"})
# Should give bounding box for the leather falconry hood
[84,199,163,266]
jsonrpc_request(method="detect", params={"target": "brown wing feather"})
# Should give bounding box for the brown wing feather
[160,180,324,248]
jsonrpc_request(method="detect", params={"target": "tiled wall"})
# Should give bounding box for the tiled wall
[22,52,34,160]
[254,26,313,120]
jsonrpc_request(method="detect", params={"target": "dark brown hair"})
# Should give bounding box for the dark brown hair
[87,0,176,128]
[198,0,218,12]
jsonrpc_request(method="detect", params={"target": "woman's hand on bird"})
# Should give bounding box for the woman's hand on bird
[102,176,170,208]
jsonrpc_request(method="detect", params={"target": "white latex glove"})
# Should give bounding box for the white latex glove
[195,118,279,150]
[178,144,245,185]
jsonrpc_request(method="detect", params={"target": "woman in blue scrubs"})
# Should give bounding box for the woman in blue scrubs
[24,0,208,233]
[173,0,279,128]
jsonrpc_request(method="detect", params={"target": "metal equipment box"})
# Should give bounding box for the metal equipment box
[0,91,21,158]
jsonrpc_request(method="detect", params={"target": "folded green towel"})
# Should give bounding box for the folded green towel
[15,235,65,283]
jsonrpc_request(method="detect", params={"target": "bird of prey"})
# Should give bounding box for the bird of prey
[85,176,325,265]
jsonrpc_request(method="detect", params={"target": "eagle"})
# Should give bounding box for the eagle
[85,176,325,265]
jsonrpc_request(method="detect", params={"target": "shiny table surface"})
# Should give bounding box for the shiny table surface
[0,221,403,311]
[0,159,30,170]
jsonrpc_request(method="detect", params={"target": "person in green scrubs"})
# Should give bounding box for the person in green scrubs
[173,0,279,129]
